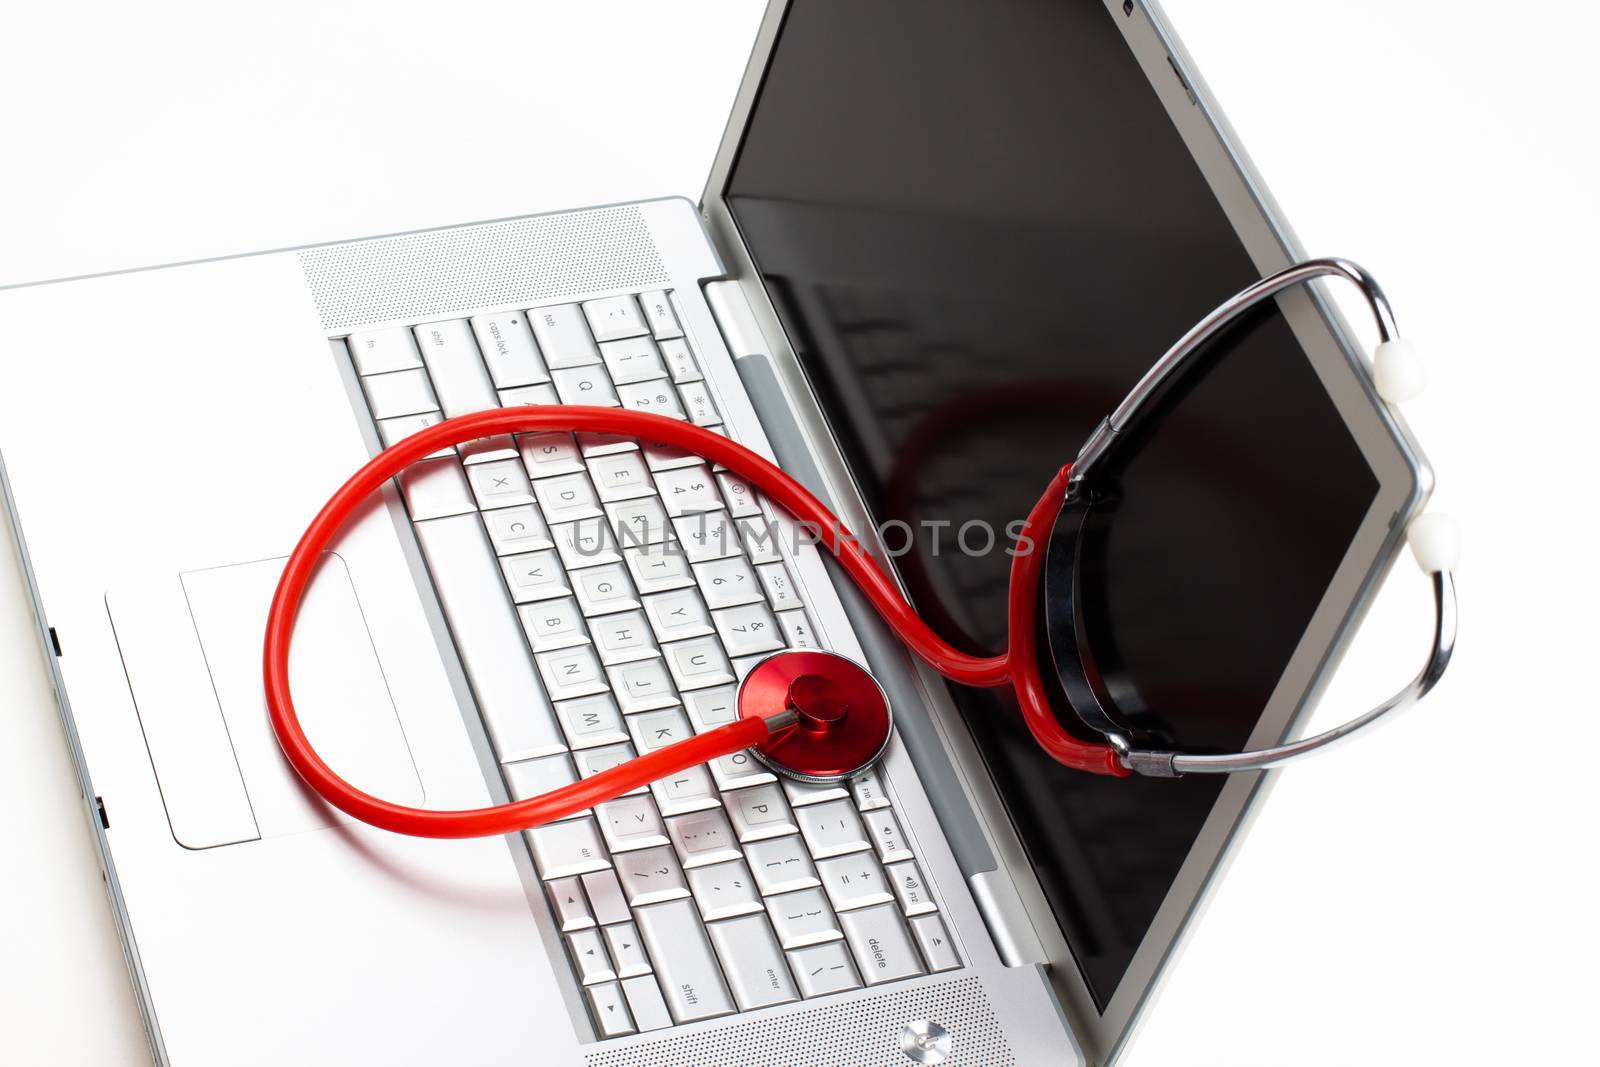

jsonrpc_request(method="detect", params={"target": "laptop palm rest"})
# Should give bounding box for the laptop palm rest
[107,555,424,849]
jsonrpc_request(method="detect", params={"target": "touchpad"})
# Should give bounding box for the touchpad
[109,556,424,848]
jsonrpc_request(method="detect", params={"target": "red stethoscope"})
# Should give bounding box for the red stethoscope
[264,259,1459,838]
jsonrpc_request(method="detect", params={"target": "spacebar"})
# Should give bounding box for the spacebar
[412,512,564,763]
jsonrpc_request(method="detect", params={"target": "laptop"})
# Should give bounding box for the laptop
[0,1,1428,1064]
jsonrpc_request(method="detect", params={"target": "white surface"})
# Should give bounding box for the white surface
[0,1,1592,1064]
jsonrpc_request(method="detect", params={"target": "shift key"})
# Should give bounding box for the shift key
[634,898,735,1023]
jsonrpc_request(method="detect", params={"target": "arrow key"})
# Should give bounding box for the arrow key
[568,927,617,985]
[603,921,653,978]
[586,981,636,1038]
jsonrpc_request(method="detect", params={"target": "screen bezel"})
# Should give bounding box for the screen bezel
[698,1,1429,1061]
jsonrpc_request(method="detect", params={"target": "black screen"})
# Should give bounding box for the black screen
[724,1,1378,1006]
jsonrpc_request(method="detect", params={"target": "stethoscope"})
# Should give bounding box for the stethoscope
[263,258,1458,838]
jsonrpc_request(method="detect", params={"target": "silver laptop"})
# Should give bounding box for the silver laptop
[0,2,1427,1064]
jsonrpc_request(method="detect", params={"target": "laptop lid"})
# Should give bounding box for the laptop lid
[699,1,1426,1062]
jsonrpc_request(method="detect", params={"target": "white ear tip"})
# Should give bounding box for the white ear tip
[1373,338,1426,403]
[1408,513,1460,573]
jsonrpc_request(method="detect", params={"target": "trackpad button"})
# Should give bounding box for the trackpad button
[183,555,424,837]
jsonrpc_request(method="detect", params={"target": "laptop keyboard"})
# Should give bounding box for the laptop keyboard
[344,289,957,1039]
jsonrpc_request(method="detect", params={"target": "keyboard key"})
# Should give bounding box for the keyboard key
[789,940,862,998]
[634,898,735,1023]
[708,914,799,1010]
[816,854,895,912]
[470,312,549,388]
[583,294,648,342]
[587,981,635,1038]
[569,928,616,985]
[693,556,763,610]
[766,887,843,949]
[499,549,569,603]
[622,975,673,1032]
[687,859,763,921]
[677,380,720,426]
[643,588,714,643]
[517,597,588,652]
[553,693,628,750]
[607,660,679,714]
[534,472,602,524]
[651,764,719,817]
[574,562,640,616]
[460,434,522,466]
[551,518,619,570]
[377,411,447,457]
[604,922,653,978]
[617,380,686,419]
[716,471,762,518]
[890,860,937,917]
[755,562,802,610]
[731,654,766,682]
[737,515,783,564]
[400,458,475,520]
[624,543,696,595]
[653,465,723,516]
[639,290,682,340]
[615,846,690,906]
[851,768,891,811]
[600,336,667,385]
[518,432,585,477]
[500,382,560,406]
[628,708,693,753]
[841,904,925,985]
[863,809,913,864]
[798,799,871,858]
[683,685,738,732]
[525,818,610,879]
[414,514,564,760]
[709,748,774,792]
[784,778,849,808]
[573,743,646,797]
[910,913,959,972]
[504,754,579,812]
[467,458,535,509]
[672,511,740,563]
[660,337,700,383]
[552,364,621,407]
[597,794,669,853]
[547,876,594,932]
[589,610,659,665]
[663,636,735,691]
[364,367,439,419]
[745,835,821,896]
[583,870,632,926]
[536,645,608,701]
[725,782,796,842]
[777,609,820,649]
[641,437,702,472]
[666,809,741,868]
[529,304,602,369]
[713,603,784,658]
[607,498,672,547]
[348,326,423,375]
[483,505,552,555]
[589,452,655,502]
[415,319,497,417]
[577,432,637,458]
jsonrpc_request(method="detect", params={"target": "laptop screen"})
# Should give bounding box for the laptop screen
[722,1,1378,1008]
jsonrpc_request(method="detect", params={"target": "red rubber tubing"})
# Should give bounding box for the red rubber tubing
[263,407,1127,840]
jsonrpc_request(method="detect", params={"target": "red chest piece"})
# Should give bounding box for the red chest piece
[736,650,894,783]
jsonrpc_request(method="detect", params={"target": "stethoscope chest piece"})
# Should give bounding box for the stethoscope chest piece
[738,649,893,783]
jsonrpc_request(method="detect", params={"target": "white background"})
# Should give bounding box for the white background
[1,1,1593,1064]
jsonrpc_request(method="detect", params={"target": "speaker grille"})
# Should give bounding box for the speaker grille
[298,205,669,331]
[585,977,1013,1067]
